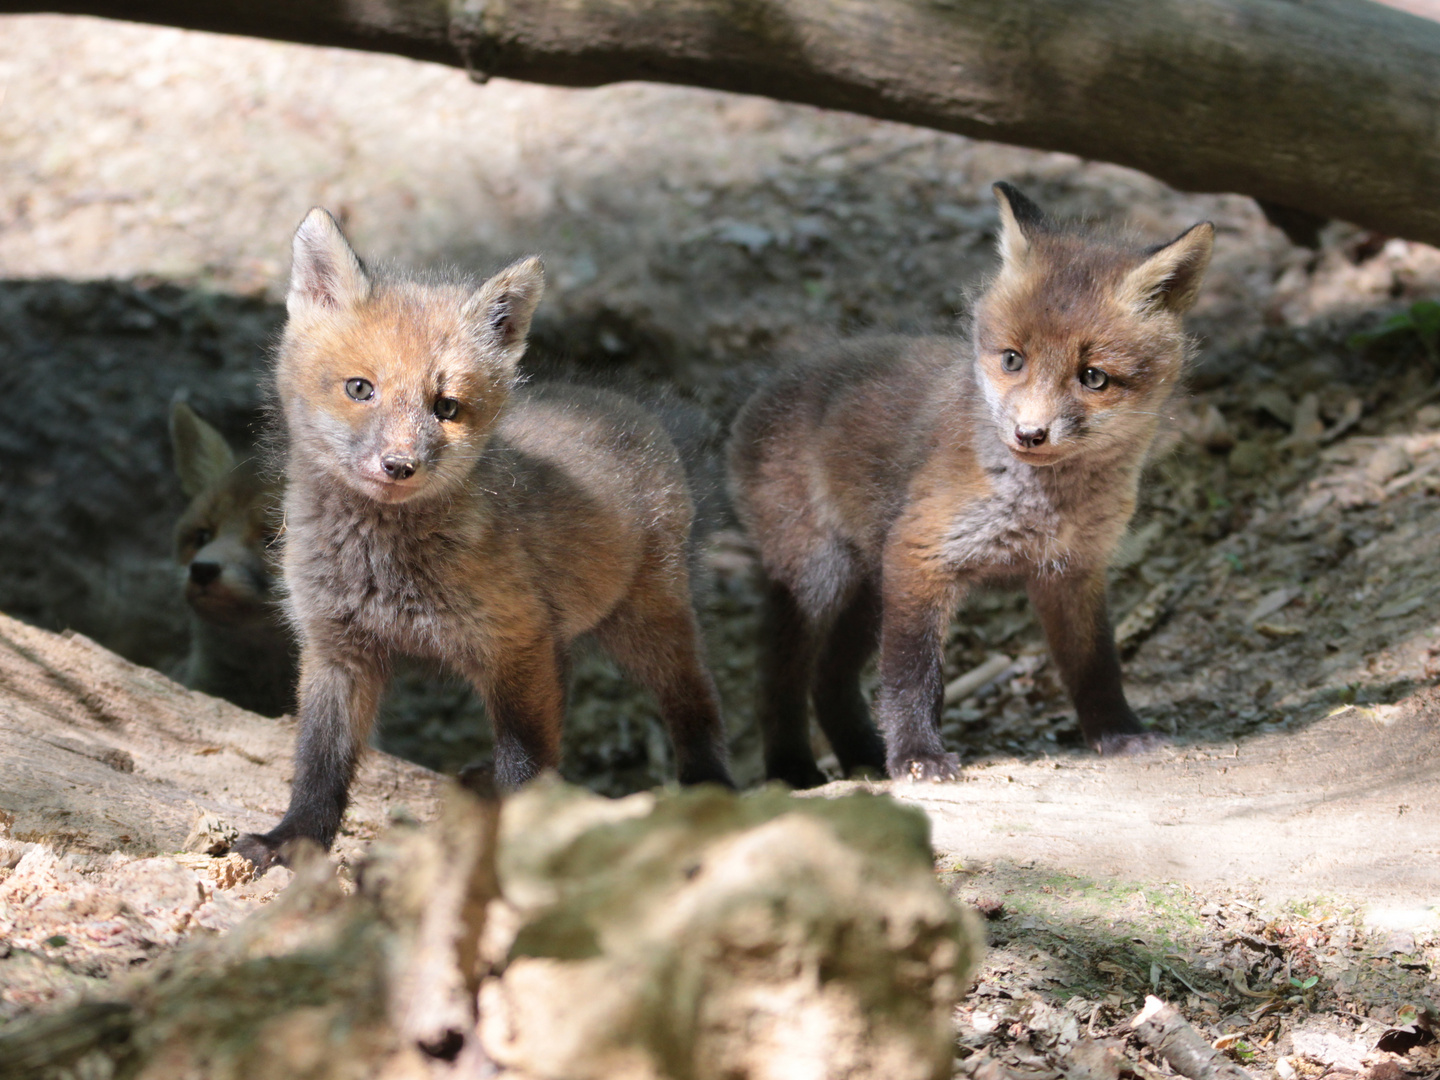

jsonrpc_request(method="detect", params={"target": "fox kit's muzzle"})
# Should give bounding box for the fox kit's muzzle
[380,453,418,480]
[1014,424,1048,449]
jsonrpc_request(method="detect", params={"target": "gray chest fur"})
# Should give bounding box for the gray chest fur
[285,488,481,658]
[942,458,1134,577]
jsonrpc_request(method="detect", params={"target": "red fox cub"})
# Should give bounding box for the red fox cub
[170,401,294,716]
[236,209,733,867]
[728,183,1213,787]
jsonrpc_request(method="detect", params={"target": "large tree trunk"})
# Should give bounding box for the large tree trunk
[2,0,1438,245]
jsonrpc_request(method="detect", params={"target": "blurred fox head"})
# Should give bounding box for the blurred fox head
[274,208,544,505]
[170,401,283,628]
[972,182,1213,466]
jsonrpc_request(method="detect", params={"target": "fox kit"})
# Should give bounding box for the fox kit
[170,401,294,716]
[728,183,1213,786]
[235,210,732,867]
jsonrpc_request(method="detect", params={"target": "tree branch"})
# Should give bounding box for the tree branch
[4,0,1440,245]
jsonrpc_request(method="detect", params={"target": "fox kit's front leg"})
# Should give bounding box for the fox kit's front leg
[234,648,388,869]
[1027,567,1156,754]
[875,537,962,781]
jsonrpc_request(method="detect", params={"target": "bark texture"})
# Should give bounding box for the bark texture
[1131,996,1259,1080]
[1,0,1438,244]
[0,615,979,1079]
[0,611,444,860]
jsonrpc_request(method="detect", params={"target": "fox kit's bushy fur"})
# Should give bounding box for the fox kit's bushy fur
[170,401,294,716]
[728,183,1214,786]
[236,209,732,867]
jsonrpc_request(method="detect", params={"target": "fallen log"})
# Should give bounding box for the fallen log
[1,0,1438,245]
[0,611,443,860]
[1,778,983,1080]
[1130,995,1258,1080]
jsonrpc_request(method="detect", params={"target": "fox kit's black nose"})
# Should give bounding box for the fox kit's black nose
[190,561,222,586]
[381,454,418,480]
[1015,425,1048,449]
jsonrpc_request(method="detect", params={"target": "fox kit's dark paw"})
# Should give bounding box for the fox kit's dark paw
[678,758,738,790]
[232,832,286,871]
[1095,731,1168,756]
[766,758,831,790]
[890,752,962,783]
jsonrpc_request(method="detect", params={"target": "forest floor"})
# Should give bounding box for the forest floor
[1,14,1438,1080]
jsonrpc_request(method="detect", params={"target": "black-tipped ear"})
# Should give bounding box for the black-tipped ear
[992,182,1047,267]
[1118,222,1215,315]
[462,256,545,372]
[171,400,236,497]
[287,208,370,317]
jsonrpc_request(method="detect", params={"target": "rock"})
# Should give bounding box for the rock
[1290,1023,1369,1071]
[480,777,982,1080]
[1417,403,1440,429]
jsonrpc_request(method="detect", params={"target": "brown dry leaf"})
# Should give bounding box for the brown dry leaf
[1375,1025,1435,1054]
[1256,622,1306,639]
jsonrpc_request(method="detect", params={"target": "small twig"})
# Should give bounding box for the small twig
[1162,963,1219,1003]
[1130,996,1258,1080]
[943,653,1014,705]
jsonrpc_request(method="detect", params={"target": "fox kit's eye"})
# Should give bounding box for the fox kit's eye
[1079,367,1109,391]
[345,378,375,401]
[434,397,460,421]
[1001,349,1024,372]
[191,528,213,548]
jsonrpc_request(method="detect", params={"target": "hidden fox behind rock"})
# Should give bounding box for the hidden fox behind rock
[170,401,294,716]
[728,183,1213,787]
[236,209,733,867]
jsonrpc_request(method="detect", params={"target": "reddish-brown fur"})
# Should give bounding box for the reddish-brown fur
[236,209,731,867]
[169,401,294,716]
[728,183,1213,785]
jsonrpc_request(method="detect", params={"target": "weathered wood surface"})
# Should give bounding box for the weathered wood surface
[2,708,979,1080]
[1,0,1438,245]
[0,611,443,860]
[872,688,1440,903]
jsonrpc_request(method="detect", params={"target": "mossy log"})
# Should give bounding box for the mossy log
[2,779,982,1080]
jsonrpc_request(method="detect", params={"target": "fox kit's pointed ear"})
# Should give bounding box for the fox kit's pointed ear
[1118,222,1215,316]
[463,256,545,371]
[993,181,1047,267]
[287,208,370,317]
[171,400,236,497]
